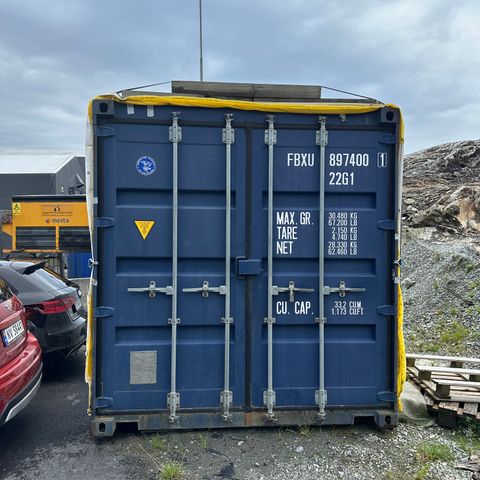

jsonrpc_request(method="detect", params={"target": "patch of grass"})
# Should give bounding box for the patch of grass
[416,441,454,463]
[439,321,469,349]
[198,432,208,450]
[414,464,429,480]
[297,424,311,437]
[448,306,459,317]
[150,435,167,450]
[158,461,184,480]
[432,280,439,290]
[468,279,480,290]
[466,263,478,273]
[455,434,480,455]
[409,317,472,355]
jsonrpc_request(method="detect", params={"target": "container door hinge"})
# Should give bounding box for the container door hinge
[94,126,116,137]
[379,133,396,145]
[94,306,114,318]
[94,217,116,228]
[377,391,396,403]
[167,392,180,423]
[377,220,396,230]
[377,305,396,316]
[94,396,113,408]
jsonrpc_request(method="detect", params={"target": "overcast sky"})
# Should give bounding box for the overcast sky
[0,0,478,154]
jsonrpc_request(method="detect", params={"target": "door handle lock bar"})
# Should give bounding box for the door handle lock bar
[128,281,173,298]
[323,281,366,297]
[182,280,226,298]
[272,281,315,302]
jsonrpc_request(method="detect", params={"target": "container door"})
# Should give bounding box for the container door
[249,118,395,412]
[95,117,246,416]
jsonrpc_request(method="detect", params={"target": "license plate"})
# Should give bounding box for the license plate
[2,319,25,346]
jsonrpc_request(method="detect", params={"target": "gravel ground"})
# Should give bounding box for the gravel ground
[401,233,480,357]
[94,422,475,480]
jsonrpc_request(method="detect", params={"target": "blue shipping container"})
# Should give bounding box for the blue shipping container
[86,85,404,436]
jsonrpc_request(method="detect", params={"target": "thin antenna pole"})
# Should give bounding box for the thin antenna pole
[199,0,204,82]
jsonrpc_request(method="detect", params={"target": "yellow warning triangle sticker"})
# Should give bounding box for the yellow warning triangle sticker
[134,220,155,240]
[12,202,21,215]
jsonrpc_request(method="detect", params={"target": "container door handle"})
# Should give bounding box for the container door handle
[182,280,226,298]
[273,281,314,302]
[323,281,366,298]
[127,281,173,298]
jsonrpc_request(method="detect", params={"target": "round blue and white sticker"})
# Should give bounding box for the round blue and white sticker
[136,156,156,176]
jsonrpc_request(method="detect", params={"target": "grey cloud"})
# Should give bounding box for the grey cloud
[0,0,478,153]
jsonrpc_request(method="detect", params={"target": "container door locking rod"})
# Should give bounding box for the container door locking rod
[315,116,328,422]
[221,113,234,420]
[167,112,182,423]
[181,115,235,420]
[264,115,277,421]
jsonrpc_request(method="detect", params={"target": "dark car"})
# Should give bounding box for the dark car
[0,261,86,358]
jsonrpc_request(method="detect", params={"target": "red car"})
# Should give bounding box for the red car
[0,277,42,425]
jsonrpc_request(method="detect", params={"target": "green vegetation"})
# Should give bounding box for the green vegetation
[297,424,311,438]
[158,461,184,480]
[150,435,167,450]
[198,432,208,450]
[416,441,454,463]
[466,263,478,273]
[455,434,480,455]
[407,317,472,355]
[439,321,469,349]
[468,279,480,290]
[413,464,429,480]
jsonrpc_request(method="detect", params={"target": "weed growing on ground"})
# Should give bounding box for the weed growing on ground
[439,321,469,349]
[158,461,184,480]
[198,432,208,450]
[297,424,311,437]
[455,434,480,455]
[416,441,454,462]
[407,317,472,354]
[151,435,167,450]
[413,463,429,480]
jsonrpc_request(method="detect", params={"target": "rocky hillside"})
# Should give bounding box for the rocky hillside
[403,140,480,237]
[401,140,480,356]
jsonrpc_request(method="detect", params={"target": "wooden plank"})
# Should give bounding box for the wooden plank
[438,401,460,413]
[425,391,480,403]
[435,379,480,388]
[417,366,480,376]
[171,81,323,100]
[406,353,480,364]
[463,402,478,417]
